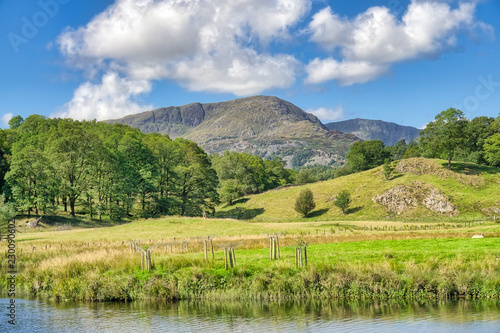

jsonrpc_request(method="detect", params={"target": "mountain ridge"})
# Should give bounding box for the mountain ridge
[325,118,420,146]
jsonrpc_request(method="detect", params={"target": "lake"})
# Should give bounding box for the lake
[1,298,500,332]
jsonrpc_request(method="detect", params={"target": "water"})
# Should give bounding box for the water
[1,299,500,332]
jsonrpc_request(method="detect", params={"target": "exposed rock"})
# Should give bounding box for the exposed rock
[372,181,458,215]
[372,185,418,214]
[482,206,500,216]
[396,158,449,176]
[422,188,457,214]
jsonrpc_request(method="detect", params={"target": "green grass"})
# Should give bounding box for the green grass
[3,236,500,302]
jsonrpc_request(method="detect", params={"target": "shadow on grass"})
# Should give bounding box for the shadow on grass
[346,206,363,214]
[221,198,250,209]
[18,214,130,229]
[308,208,330,218]
[388,174,404,180]
[215,207,264,220]
[442,162,500,175]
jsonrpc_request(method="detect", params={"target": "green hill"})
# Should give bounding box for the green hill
[216,158,500,221]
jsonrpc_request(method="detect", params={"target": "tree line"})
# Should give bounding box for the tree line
[1,116,220,220]
[0,115,298,221]
[341,108,500,174]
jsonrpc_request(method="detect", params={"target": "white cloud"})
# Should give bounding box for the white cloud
[1,113,13,127]
[52,72,153,121]
[305,58,388,86]
[307,105,344,122]
[57,0,311,120]
[306,1,490,85]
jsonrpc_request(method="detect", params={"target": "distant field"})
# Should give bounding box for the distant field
[15,216,500,243]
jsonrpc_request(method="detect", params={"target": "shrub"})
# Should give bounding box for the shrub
[294,189,316,217]
[334,190,351,214]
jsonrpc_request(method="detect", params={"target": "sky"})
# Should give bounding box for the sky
[1,0,499,130]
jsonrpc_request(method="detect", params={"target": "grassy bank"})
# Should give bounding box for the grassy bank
[3,228,500,302]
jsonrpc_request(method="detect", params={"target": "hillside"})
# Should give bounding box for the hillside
[105,96,361,168]
[325,118,420,146]
[216,158,500,221]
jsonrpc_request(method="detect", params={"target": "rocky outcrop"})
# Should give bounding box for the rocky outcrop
[482,206,500,216]
[372,185,418,214]
[372,181,458,215]
[422,187,457,214]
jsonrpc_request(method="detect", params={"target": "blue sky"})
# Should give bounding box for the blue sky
[1,0,499,130]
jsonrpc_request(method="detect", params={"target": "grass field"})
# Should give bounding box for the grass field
[2,216,500,302]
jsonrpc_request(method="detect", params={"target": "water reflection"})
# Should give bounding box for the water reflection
[1,299,499,332]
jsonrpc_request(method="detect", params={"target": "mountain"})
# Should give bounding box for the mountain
[105,96,361,168]
[325,118,420,146]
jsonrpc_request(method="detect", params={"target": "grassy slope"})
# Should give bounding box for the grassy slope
[216,158,500,221]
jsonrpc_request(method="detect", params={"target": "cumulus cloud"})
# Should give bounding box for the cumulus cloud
[52,72,153,121]
[1,113,13,127]
[306,1,490,85]
[57,0,311,120]
[307,105,344,122]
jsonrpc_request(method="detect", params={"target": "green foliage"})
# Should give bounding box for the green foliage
[294,165,336,184]
[212,152,291,204]
[383,159,394,180]
[291,150,314,168]
[294,169,317,184]
[483,133,500,167]
[334,190,351,214]
[0,194,15,229]
[386,139,420,161]
[402,146,421,159]
[346,140,390,172]
[294,188,316,217]
[3,116,219,220]
[8,115,24,130]
[419,108,468,170]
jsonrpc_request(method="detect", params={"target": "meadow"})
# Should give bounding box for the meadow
[2,217,500,302]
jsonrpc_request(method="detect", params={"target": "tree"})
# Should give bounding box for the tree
[419,108,467,170]
[334,190,351,214]
[0,195,15,230]
[383,159,394,180]
[484,133,500,167]
[294,188,316,217]
[175,139,219,216]
[346,140,390,172]
[8,115,24,130]
[47,120,99,216]
[294,169,317,184]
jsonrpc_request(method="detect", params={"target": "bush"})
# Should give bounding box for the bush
[334,190,351,214]
[294,189,316,217]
